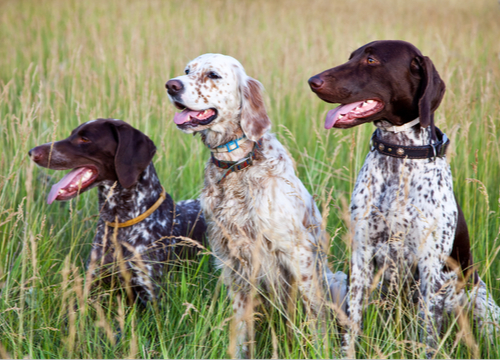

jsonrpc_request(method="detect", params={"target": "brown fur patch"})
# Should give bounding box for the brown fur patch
[240,78,271,141]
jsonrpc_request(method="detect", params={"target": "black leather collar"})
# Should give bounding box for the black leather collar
[371,127,450,160]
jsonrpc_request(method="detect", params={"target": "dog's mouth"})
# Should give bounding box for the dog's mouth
[325,100,384,129]
[47,166,99,204]
[173,102,218,128]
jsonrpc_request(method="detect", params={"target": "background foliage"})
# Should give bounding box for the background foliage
[0,0,499,358]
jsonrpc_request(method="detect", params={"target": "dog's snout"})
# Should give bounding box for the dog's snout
[29,147,43,162]
[166,79,184,96]
[308,76,324,91]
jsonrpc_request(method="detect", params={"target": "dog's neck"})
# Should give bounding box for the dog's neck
[97,163,166,224]
[375,120,432,146]
[201,126,255,162]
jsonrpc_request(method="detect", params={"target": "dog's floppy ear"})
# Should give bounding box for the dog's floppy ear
[416,55,446,129]
[111,122,156,189]
[240,76,271,141]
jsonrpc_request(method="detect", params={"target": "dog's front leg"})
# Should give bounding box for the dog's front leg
[228,290,251,359]
[418,256,446,358]
[343,237,374,358]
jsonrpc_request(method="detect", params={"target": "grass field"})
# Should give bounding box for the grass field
[1,0,500,358]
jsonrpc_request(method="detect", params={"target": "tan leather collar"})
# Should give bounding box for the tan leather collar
[105,187,166,228]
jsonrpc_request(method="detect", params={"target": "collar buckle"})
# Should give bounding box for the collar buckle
[430,143,437,162]
[213,135,247,153]
[430,132,448,162]
[235,154,252,167]
[225,139,240,152]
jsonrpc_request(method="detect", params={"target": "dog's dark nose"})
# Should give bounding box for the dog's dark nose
[308,76,324,91]
[166,79,184,96]
[29,147,42,162]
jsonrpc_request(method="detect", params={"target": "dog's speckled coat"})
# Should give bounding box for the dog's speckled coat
[167,54,347,357]
[309,40,500,356]
[29,119,207,303]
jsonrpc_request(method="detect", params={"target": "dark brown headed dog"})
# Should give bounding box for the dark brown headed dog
[309,40,499,356]
[29,119,206,303]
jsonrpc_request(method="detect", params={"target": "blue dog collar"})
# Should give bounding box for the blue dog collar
[211,135,248,153]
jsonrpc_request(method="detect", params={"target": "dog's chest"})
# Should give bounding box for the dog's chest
[202,159,266,246]
[351,148,457,267]
[201,136,301,253]
[94,206,172,248]
[94,178,176,264]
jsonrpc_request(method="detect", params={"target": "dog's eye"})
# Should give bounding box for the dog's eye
[207,71,221,79]
[79,136,91,144]
[185,68,190,75]
[367,57,377,64]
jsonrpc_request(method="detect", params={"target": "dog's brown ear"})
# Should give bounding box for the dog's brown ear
[240,77,271,141]
[112,122,156,189]
[416,55,446,129]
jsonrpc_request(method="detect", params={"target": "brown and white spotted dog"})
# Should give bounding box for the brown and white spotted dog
[166,54,348,358]
[309,40,500,356]
[29,119,207,303]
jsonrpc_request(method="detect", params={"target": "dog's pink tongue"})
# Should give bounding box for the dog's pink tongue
[174,110,193,125]
[325,101,364,129]
[173,109,215,125]
[47,168,85,205]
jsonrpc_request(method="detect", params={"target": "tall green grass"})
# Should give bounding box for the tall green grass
[1,0,499,358]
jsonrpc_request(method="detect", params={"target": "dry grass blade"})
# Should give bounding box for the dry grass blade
[109,222,134,304]
[93,302,116,347]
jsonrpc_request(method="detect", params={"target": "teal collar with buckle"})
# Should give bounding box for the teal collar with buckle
[211,138,263,183]
[211,135,248,153]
